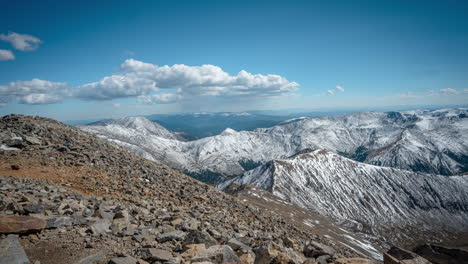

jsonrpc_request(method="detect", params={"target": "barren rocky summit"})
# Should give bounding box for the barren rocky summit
[0,114,367,264]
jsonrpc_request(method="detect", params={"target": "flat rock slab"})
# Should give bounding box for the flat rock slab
[0,215,46,234]
[335,258,373,264]
[77,251,105,264]
[109,256,138,264]
[0,234,31,264]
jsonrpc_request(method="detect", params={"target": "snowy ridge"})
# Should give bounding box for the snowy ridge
[85,116,180,140]
[219,149,468,242]
[80,109,468,177]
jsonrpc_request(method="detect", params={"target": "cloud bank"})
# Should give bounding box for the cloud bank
[0,59,300,106]
[0,79,71,104]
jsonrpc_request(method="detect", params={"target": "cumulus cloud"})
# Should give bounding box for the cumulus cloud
[0,79,70,105]
[335,85,344,92]
[440,88,460,95]
[76,73,158,100]
[326,90,334,95]
[0,32,42,51]
[0,49,15,61]
[120,59,299,98]
[0,59,299,106]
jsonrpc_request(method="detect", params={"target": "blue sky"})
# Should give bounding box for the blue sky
[0,0,467,120]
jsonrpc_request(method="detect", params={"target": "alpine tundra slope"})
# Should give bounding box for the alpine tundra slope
[80,108,468,183]
[219,149,468,247]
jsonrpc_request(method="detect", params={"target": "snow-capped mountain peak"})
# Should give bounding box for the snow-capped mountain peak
[95,116,177,139]
[220,127,237,135]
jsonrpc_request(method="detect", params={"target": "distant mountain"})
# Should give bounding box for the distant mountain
[219,149,468,246]
[88,116,183,140]
[80,109,468,183]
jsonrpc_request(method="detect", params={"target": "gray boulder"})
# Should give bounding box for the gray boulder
[413,244,468,264]
[0,235,30,264]
[192,245,240,264]
[303,241,336,258]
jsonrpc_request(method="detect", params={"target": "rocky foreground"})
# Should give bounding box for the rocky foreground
[0,114,467,264]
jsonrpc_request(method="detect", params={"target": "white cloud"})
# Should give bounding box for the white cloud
[113,103,121,108]
[0,59,299,106]
[0,49,15,61]
[440,88,460,95]
[0,32,42,51]
[19,94,64,104]
[120,59,299,98]
[327,90,334,95]
[335,85,344,92]
[0,79,70,105]
[76,73,158,100]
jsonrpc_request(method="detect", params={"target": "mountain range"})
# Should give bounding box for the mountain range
[80,108,468,183]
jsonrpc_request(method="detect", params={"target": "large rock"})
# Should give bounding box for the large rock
[254,242,304,264]
[384,247,431,264]
[413,244,468,264]
[90,219,111,235]
[335,258,373,264]
[46,216,88,228]
[78,252,105,264]
[25,135,41,145]
[182,244,206,258]
[0,216,46,234]
[183,230,217,247]
[157,230,187,242]
[228,239,255,264]
[0,234,30,264]
[139,248,173,262]
[303,241,336,258]
[109,256,139,264]
[192,245,241,264]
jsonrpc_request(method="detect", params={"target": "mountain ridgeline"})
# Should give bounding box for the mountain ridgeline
[81,108,468,182]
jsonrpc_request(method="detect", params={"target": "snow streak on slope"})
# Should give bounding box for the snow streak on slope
[219,149,468,241]
[80,109,468,177]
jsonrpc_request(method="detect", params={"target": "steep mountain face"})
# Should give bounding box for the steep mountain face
[258,109,468,176]
[80,109,468,181]
[219,149,468,246]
